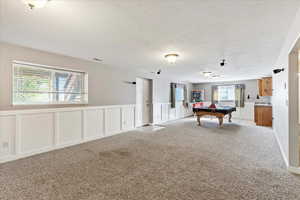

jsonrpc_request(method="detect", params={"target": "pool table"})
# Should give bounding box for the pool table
[193,106,236,127]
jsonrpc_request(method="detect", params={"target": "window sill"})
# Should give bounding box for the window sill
[7,103,89,111]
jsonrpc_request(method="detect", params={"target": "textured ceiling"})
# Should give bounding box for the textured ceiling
[1,0,300,82]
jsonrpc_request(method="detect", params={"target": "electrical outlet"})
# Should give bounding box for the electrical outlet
[1,142,9,153]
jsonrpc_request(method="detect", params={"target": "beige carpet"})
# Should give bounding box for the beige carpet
[1,117,300,200]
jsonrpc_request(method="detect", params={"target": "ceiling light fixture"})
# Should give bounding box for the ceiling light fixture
[202,72,212,77]
[93,58,103,62]
[23,0,49,9]
[165,54,179,64]
[220,59,226,67]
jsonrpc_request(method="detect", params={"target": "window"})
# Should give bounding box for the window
[176,87,184,101]
[217,85,235,101]
[13,62,88,105]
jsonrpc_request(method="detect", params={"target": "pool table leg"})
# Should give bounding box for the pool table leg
[218,117,223,127]
[197,115,201,126]
[228,113,232,122]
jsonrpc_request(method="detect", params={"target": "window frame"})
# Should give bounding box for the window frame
[175,87,184,101]
[12,61,88,106]
[217,84,236,102]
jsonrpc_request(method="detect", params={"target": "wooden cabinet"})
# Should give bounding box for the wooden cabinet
[255,106,272,127]
[258,77,272,96]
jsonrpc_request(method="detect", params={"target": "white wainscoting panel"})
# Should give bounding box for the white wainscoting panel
[240,102,255,121]
[0,102,194,164]
[169,107,177,120]
[230,102,254,121]
[135,103,143,127]
[152,102,193,125]
[231,107,241,119]
[153,103,161,124]
[84,109,104,141]
[105,108,121,136]
[0,105,136,163]
[161,104,169,122]
[0,116,15,157]
[20,113,54,154]
[57,111,82,146]
[122,107,135,131]
[175,104,181,119]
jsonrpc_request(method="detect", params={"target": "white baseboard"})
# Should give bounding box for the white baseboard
[0,146,53,163]
[154,114,193,125]
[83,135,105,143]
[0,128,137,164]
[273,130,300,174]
[288,166,300,174]
[274,130,289,168]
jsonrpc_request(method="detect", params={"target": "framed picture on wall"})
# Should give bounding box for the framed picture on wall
[192,90,204,102]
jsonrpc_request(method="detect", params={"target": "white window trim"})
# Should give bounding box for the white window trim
[12,61,89,106]
[217,85,235,102]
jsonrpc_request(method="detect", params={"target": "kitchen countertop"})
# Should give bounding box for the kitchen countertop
[254,103,272,107]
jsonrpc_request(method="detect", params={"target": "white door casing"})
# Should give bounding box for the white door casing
[136,78,152,126]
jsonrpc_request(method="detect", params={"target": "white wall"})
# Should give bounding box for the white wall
[0,42,139,108]
[273,8,300,168]
[193,79,265,103]
[0,42,192,110]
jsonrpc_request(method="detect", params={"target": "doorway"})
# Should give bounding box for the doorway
[287,41,300,168]
[136,78,153,127]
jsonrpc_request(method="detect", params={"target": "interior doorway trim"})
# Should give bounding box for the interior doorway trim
[284,39,300,173]
[135,77,153,127]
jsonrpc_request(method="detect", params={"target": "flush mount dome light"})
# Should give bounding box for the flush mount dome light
[165,54,179,64]
[212,75,221,78]
[202,72,212,77]
[93,58,103,62]
[23,0,49,9]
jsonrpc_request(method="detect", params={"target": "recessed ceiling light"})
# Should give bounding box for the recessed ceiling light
[93,58,103,62]
[23,0,49,9]
[164,54,179,64]
[202,72,212,77]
